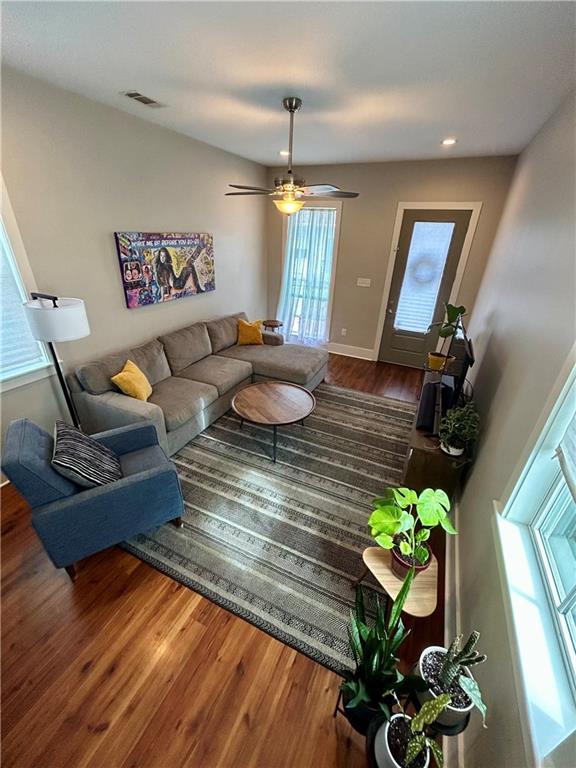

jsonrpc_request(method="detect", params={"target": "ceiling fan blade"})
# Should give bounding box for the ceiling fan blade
[225,191,271,196]
[228,184,274,192]
[299,184,341,194]
[301,190,360,199]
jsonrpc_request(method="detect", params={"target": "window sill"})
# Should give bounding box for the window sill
[0,363,56,393]
[493,505,576,764]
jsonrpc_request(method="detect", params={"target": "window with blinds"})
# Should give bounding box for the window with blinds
[0,218,49,381]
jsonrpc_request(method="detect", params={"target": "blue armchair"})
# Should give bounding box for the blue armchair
[2,419,184,580]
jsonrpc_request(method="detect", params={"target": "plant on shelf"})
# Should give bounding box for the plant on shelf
[438,402,480,457]
[340,570,427,734]
[427,303,466,371]
[369,487,457,580]
[415,630,488,730]
[377,695,451,768]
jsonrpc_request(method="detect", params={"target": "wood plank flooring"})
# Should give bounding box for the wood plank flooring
[1,355,434,768]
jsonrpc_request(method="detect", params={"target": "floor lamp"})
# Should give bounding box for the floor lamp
[23,292,90,429]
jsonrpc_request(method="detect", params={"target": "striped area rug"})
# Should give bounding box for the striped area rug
[124,383,416,674]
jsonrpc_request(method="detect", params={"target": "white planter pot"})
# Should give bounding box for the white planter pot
[414,645,475,727]
[373,713,430,768]
[440,442,465,457]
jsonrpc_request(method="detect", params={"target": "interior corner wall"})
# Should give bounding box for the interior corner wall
[457,91,576,768]
[1,67,268,447]
[267,155,517,353]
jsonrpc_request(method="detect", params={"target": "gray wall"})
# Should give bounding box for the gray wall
[268,156,517,351]
[1,67,268,443]
[458,92,575,767]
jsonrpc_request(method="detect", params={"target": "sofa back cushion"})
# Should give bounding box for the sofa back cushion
[130,339,171,386]
[76,339,170,395]
[206,312,247,353]
[159,323,212,374]
[2,419,79,508]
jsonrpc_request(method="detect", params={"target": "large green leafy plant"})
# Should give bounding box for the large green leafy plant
[369,488,456,567]
[341,570,426,715]
[430,303,466,338]
[439,403,480,452]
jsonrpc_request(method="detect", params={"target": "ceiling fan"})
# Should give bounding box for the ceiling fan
[226,97,359,215]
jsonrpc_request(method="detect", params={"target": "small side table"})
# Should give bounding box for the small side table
[262,319,284,333]
[355,547,438,618]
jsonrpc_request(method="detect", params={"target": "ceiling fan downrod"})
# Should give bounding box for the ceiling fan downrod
[282,97,302,176]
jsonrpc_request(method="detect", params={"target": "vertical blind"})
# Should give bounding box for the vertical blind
[0,218,49,381]
[276,207,337,345]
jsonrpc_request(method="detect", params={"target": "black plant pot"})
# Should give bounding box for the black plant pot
[341,690,382,735]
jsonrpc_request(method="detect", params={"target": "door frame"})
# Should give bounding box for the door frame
[372,201,483,361]
[280,199,343,344]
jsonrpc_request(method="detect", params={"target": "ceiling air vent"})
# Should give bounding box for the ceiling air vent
[123,91,165,108]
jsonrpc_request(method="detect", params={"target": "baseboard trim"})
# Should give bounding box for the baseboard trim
[324,343,375,360]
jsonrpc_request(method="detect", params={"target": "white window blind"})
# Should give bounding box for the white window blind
[0,218,49,381]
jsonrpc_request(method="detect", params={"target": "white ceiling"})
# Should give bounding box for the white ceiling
[3,2,575,166]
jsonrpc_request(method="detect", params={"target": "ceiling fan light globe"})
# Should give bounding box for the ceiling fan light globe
[273,199,304,215]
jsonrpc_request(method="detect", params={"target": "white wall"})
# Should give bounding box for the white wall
[1,67,268,443]
[458,92,575,767]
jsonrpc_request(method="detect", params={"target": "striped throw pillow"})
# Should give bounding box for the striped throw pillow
[51,421,123,488]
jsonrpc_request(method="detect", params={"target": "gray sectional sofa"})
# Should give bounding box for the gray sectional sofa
[67,312,328,455]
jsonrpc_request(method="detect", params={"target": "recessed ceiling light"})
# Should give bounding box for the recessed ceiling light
[279,150,290,156]
[442,137,457,146]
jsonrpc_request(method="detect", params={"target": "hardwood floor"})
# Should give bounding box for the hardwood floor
[325,354,423,402]
[1,355,438,768]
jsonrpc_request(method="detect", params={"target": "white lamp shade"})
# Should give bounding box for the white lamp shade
[23,297,90,342]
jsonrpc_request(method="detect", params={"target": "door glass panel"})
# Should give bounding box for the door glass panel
[394,221,455,333]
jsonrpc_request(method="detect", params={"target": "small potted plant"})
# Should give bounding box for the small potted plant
[341,571,427,734]
[373,694,451,768]
[415,631,487,729]
[369,488,457,580]
[438,402,480,457]
[427,304,466,371]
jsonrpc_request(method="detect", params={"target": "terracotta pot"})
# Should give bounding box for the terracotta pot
[414,645,475,728]
[390,543,432,580]
[427,352,455,372]
[373,713,430,768]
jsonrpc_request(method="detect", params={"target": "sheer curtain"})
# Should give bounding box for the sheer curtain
[276,207,337,345]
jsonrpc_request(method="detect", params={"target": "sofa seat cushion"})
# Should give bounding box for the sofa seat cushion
[149,377,218,432]
[159,323,212,374]
[178,355,252,396]
[206,312,247,353]
[217,343,329,385]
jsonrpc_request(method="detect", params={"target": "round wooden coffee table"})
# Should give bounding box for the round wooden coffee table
[231,381,315,462]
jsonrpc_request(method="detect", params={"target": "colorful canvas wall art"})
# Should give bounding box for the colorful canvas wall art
[114,232,215,309]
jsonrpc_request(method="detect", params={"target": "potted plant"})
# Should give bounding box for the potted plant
[438,402,480,457]
[415,631,487,729]
[373,694,451,768]
[369,488,457,580]
[341,570,427,734]
[427,304,466,371]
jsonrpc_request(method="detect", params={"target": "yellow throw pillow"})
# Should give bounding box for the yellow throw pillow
[237,319,264,346]
[111,359,152,401]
